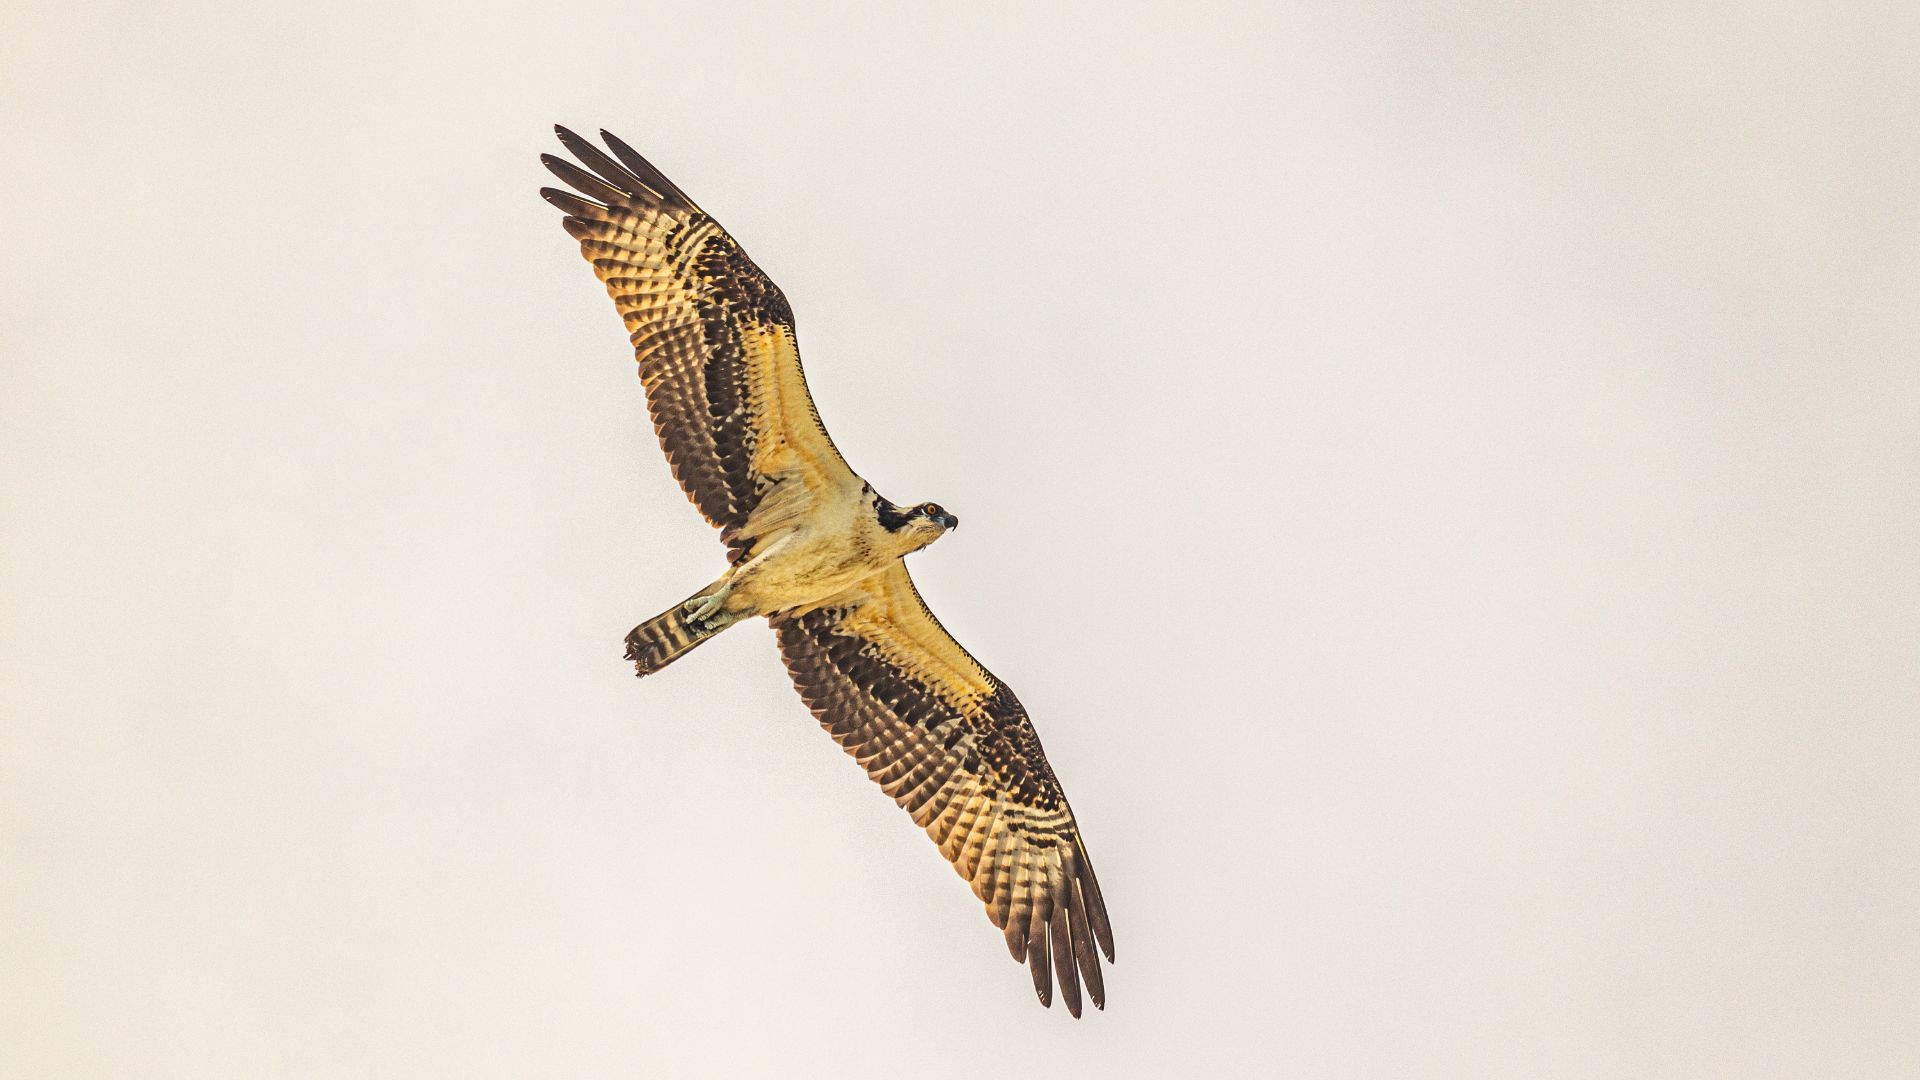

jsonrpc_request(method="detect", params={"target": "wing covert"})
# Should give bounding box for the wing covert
[770,565,1114,1014]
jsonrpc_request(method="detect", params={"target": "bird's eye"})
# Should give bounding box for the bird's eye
[924,504,942,517]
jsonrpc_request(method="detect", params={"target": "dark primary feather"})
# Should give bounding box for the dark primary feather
[599,129,702,210]
[540,154,630,205]
[539,187,605,217]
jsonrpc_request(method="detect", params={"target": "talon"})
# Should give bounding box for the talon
[682,591,725,625]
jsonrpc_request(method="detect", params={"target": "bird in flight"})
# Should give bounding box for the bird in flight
[538,127,1114,1014]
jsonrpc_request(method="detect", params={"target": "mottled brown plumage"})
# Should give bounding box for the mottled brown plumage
[540,126,1112,1014]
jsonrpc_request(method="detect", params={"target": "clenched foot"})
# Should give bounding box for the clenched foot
[682,590,727,627]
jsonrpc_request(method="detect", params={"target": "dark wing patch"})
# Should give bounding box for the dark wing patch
[540,126,830,549]
[771,566,1114,1015]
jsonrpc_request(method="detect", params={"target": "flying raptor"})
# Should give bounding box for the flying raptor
[539,126,1113,1014]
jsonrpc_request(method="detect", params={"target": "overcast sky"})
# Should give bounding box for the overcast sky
[3,3,1916,1077]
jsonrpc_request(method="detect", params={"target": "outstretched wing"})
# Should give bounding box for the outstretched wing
[539,126,860,554]
[772,565,1114,1015]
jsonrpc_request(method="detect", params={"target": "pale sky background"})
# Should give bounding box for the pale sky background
[3,2,1916,1077]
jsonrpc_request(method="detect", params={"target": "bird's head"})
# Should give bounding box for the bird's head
[917,502,960,532]
[877,497,959,553]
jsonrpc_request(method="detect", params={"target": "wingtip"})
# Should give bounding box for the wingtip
[1027,932,1052,1008]
[1004,920,1027,962]
[541,186,610,220]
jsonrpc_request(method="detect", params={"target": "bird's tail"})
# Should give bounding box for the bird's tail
[625,585,741,677]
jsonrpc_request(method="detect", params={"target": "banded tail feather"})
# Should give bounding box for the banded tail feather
[624,588,739,676]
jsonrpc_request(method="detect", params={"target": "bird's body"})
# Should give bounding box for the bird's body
[705,483,945,627]
[539,126,1112,1015]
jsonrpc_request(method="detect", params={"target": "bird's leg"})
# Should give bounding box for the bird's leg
[681,581,733,628]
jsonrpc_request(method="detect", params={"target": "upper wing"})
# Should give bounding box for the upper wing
[771,565,1115,1015]
[539,126,859,554]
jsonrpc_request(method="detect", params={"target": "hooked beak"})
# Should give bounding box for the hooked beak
[938,512,959,530]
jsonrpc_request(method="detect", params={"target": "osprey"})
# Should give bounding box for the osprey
[539,127,1113,1015]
